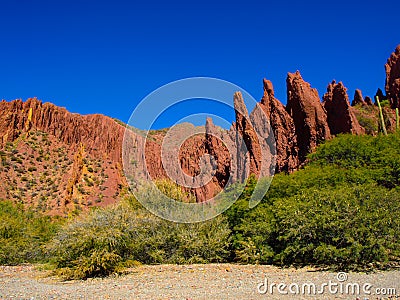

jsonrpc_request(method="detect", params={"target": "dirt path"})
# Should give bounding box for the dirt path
[1,264,399,299]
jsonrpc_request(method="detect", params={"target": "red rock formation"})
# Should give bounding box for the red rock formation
[0,98,131,213]
[5,53,398,213]
[0,98,124,163]
[352,89,367,106]
[259,78,299,173]
[201,117,237,199]
[233,92,262,178]
[365,96,373,106]
[205,117,233,188]
[385,45,400,108]
[286,71,331,162]
[323,81,365,135]
[375,88,386,103]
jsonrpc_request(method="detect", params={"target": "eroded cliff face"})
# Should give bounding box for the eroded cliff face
[386,45,400,108]
[0,79,370,211]
[0,98,161,213]
[323,81,365,135]
[0,76,387,212]
[286,71,331,162]
[259,79,298,173]
[233,92,263,179]
[0,98,128,213]
[203,117,236,199]
[0,98,123,162]
[2,45,399,212]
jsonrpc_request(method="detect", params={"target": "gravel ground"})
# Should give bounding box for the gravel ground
[1,264,399,300]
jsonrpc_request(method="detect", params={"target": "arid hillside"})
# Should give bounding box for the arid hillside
[1,45,399,214]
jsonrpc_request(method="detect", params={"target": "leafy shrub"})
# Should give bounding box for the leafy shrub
[4,132,400,277]
[55,249,122,280]
[0,200,60,265]
[308,133,400,169]
[357,115,378,134]
[226,133,400,270]
[154,178,196,203]
[46,199,231,279]
[229,183,400,270]
[309,133,400,188]
[273,184,400,270]
[380,99,390,108]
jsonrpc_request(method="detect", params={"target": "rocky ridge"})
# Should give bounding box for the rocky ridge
[1,45,400,212]
[386,45,400,108]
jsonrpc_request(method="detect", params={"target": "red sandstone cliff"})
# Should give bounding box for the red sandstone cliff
[259,79,299,173]
[0,98,124,162]
[0,98,128,213]
[286,71,331,162]
[323,81,365,135]
[386,45,400,108]
[1,44,399,212]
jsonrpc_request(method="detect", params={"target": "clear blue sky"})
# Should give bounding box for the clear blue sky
[1,0,399,129]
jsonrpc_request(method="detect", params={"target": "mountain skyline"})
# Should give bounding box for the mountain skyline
[1,0,399,129]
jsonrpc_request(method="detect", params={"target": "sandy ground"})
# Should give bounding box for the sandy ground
[1,264,399,300]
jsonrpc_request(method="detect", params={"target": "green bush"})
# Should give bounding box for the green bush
[225,133,400,270]
[229,183,400,270]
[0,200,60,265]
[308,133,400,169]
[308,133,400,188]
[357,115,378,134]
[54,249,122,280]
[273,184,400,270]
[3,132,400,277]
[46,200,231,279]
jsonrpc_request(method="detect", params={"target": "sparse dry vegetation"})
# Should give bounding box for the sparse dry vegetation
[1,133,400,279]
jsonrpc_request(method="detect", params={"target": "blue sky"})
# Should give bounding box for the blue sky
[1,0,399,129]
